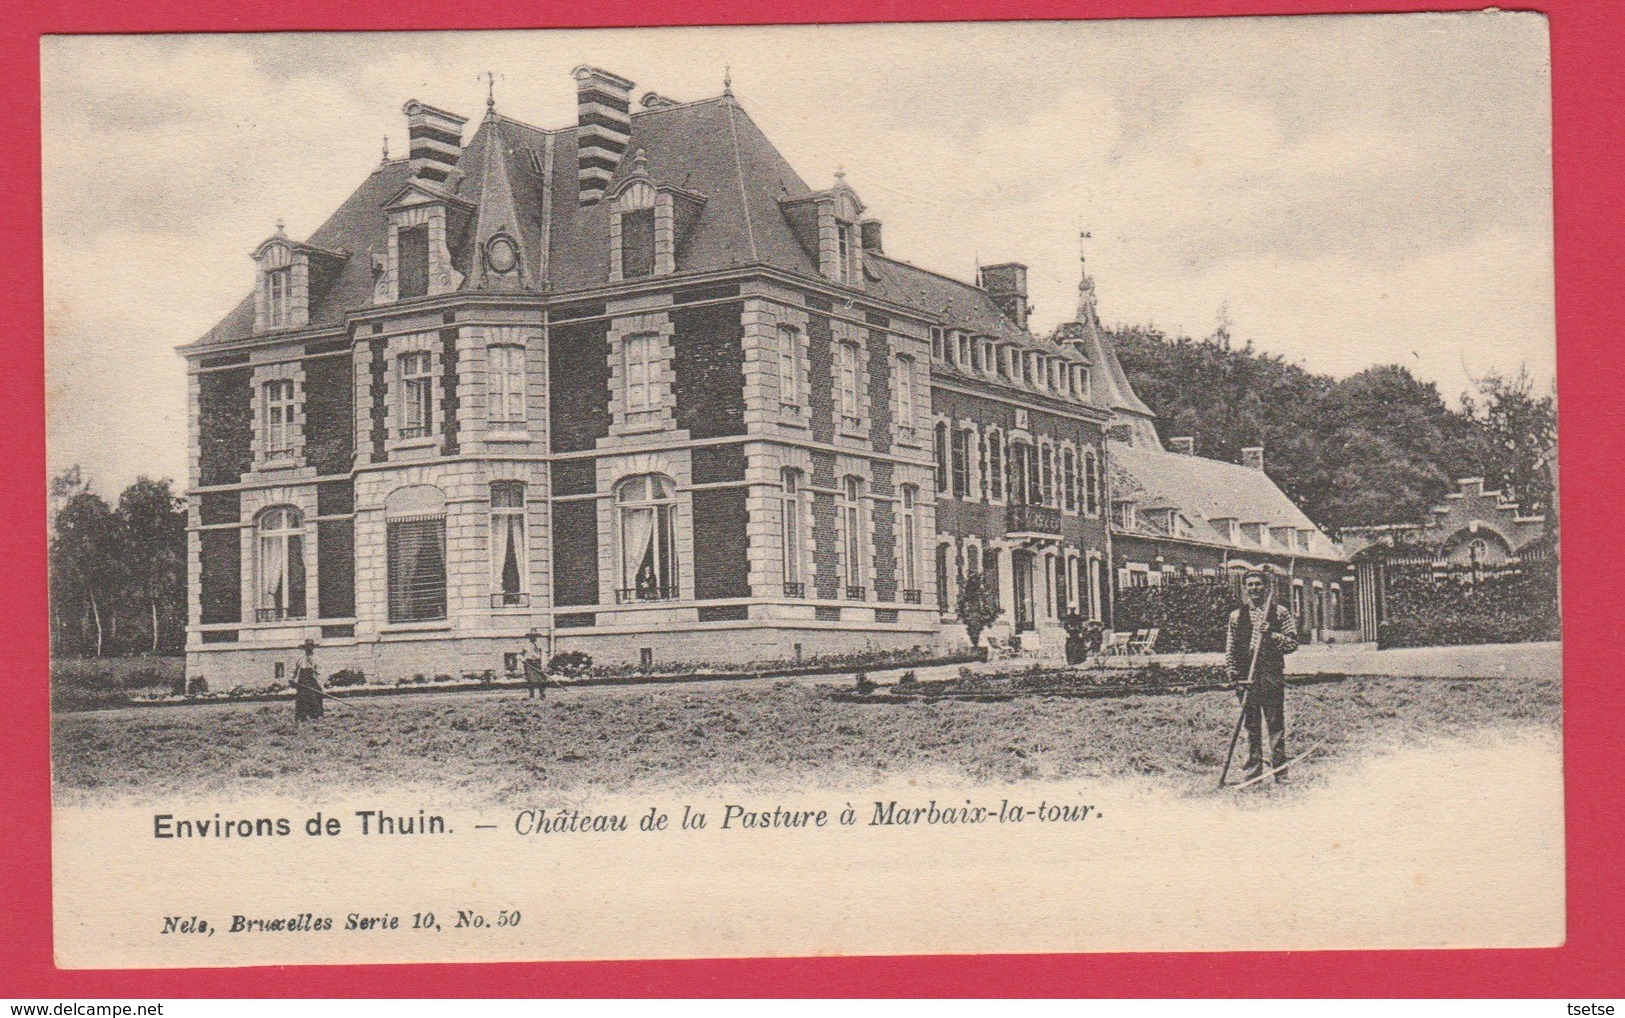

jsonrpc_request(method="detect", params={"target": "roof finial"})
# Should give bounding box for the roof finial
[723,65,733,97]
[275,217,286,235]
[381,135,389,163]
[834,163,846,185]
[482,70,496,112]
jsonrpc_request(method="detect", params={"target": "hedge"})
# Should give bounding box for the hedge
[1376,561,1560,649]
[1112,581,1241,653]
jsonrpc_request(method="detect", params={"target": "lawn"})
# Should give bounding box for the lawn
[51,674,1561,807]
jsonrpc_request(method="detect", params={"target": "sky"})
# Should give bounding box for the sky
[41,14,1555,495]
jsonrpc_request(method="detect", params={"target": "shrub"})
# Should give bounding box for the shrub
[434,673,455,683]
[328,668,366,687]
[897,670,918,686]
[956,570,1000,649]
[854,671,877,694]
[547,651,594,677]
[185,676,209,696]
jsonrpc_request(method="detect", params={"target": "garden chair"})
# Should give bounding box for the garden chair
[1131,628,1160,656]
[1103,631,1134,657]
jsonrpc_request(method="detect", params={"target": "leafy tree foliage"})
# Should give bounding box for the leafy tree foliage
[49,470,187,657]
[1110,325,1551,533]
[955,570,1000,649]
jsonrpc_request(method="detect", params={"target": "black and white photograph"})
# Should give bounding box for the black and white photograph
[43,15,1561,967]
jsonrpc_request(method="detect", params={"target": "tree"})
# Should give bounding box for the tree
[1460,366,1556,516]
[116,477,188,654]
[49,478,121,657]
[956,570,1000,651]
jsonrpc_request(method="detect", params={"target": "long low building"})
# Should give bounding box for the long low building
[180,65,1349,684]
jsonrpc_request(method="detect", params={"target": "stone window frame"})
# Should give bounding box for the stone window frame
[485,339,529,435]
[779,467,808,595]
[897,483,921,599]
[489,480,530,609]
[893,352,918,444]
[833,319,867,438]
[608,312,676,437]
[933,420,950,494]
[609,177,679,282]
[1083,447,1101,517]
[986,427,1006,504]
[1039,439,1056,508]
[377,195,466,305]
[839,474,867,597]
[251,360,305,471]
[777,323,803,414]
[253,504,308,623]
[1061,443,1078,515]
[614,472,682,603]
[398,349,436,441]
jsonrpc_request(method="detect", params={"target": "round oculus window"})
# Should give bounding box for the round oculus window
[486,235,518,273]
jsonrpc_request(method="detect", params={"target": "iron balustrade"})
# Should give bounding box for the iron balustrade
[846,586,867,601]
[902,589,923,604]
[783,582,806,598]
[1007,502,1064,535]
[617,586,680,604]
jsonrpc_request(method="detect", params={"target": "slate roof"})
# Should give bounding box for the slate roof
[1109,440,1344,560]
[191,89,1092,361]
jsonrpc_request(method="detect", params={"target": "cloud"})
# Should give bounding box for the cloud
[41,16,1555,491]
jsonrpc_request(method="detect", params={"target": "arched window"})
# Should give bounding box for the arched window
[617,474,679,601]
[256,506,305,622]
[777,325,801,410]
[1062,448,1077,513]
[487,344,527,430]
[935,543,952,613]
[987,428,1004,501]
[1009,441,1031,505]
[489,481,527,607]
[781,468,805,596]
[386,485,447,623]
[952,427,972,498]
[841,476,865,599]
[966,543,982,580]
[1084,449,1100,516]
[899,485,920,599]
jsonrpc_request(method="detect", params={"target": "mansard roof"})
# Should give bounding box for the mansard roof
[188,84,1106,352]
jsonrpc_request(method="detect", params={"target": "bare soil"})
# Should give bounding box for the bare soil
[51,674,1560,807]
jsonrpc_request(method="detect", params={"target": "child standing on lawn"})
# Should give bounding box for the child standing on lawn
[521,630,550,700]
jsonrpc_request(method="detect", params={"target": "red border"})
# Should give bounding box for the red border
[5,0,1621,997]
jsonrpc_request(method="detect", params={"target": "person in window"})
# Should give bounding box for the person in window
[291,639,324,722]
[520,630,551,701]
[1225,570,1299,782]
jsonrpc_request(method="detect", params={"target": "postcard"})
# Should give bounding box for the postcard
[43,14,1561,968]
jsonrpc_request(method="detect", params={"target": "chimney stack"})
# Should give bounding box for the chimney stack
[573,66,635,206]
[403,100,468,185]
[979,262,1029,329]
[860,218,884,255]
[1242,446,1265,471]
[1168,437,1195,456]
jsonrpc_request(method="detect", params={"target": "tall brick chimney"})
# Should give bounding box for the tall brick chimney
[979,262,1029,329]
[573,66,634,206]
[1242,446,1265,471]
[402,100,468,185]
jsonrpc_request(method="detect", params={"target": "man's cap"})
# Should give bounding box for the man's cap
[302,638,317,651]
[526,629,544,641]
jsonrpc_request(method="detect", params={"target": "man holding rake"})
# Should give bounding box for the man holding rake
[1225,569,1300,784]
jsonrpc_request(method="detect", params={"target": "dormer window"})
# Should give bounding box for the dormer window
[930,327,945,362]
[397,224,430,299]
[835,221,857,284]
[622,207,655,278]
[266,268,292,327]
[956,332,972,368]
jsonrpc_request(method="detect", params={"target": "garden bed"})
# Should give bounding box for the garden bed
[51,648,984,712]
[833,662,1351,703]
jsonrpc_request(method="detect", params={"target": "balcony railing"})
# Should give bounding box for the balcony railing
[1006,502,1064,535]
[255,606,306,623]
[846,586,867,601]
[902,589,923,604]
[490,592,531,609]
[617,586,680,604]
[783,582,806,598]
